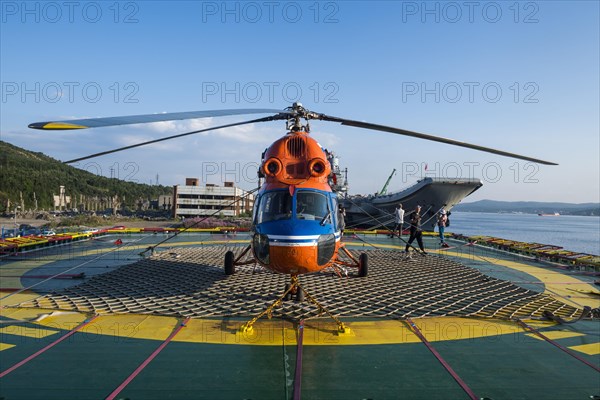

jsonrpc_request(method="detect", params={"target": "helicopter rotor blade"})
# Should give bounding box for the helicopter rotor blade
[29,101,557,166]
[318,114,557,166]
[64,114,286,163]
[29,108,290,130]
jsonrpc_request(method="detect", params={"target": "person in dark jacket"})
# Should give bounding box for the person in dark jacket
[405,205,426,253]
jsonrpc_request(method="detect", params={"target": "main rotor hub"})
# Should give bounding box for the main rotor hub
[284,102,323,133]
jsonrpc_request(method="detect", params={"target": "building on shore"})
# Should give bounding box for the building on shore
[157,195,173,211]
[172,178,254,218]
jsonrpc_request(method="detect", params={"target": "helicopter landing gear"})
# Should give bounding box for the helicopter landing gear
[336,245,368,277]
[284,282,304,302]
[239,275,351,336]
[284,283,292,301]
[358,253,368,277]
[223,245,257,276]
[224,251,235,275]
[295,287,304,302]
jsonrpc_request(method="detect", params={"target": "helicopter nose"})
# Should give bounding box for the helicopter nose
[267,233,337,275]
[269,245,318,275]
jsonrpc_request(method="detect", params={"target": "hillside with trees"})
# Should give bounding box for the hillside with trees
[0,141,172,213]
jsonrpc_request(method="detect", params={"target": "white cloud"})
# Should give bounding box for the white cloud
[135,117,214,134]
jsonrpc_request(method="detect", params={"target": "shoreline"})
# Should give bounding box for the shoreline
[452,210,599,217]
[0,217,178,230]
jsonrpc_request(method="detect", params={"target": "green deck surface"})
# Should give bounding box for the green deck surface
[301,343,471,399]
[118,342,297,400]
[427,328,600,399]
[1,326,163,400]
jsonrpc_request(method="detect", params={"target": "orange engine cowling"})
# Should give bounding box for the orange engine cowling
[261,132,331,187]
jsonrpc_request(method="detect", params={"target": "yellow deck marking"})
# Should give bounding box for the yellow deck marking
[174,319,297,345]
[0,325,59,339]
[0,310,580,347]
[524,320,557,329]
[0,277,23,289]
[568,342,600,356]
[170,317,537,346]
[174,319,419,346]
[0,342,16,351]
[438,250,600,309]
[411,317,523,342]
[0,260,56,290]
[0,249,105,291]
[302,320,419,346]
[124,239,250,250]
[34,311,89,330]
[85,314,179,341]
[0,307,60,321]
[525,330,585,341]
[0,291,42,309]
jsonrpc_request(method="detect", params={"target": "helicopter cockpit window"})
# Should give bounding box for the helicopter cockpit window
[256,191,292,224]
[252,195,261,224]
[296,192,329,221]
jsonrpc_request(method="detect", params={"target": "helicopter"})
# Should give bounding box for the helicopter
[29,102,556,332]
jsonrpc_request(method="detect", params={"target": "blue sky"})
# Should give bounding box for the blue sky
[1,1,598,203]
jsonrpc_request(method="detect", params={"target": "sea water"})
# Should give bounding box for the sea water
[449,212,600,256]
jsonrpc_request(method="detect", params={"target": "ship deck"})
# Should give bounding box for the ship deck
[1,232,599,399]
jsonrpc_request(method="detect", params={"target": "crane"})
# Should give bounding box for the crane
[379,168,396,196]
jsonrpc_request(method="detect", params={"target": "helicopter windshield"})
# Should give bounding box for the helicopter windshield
[296,191,329,221]
[256,191,293,224]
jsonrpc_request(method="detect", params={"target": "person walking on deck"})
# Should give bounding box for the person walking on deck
[405,205,426,254]
[437,210,449,248]
[390,203,404,238]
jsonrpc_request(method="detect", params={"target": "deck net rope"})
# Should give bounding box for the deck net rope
[14,246,587,321]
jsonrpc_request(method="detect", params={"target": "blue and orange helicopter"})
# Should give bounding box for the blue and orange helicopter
[30,102,556,331]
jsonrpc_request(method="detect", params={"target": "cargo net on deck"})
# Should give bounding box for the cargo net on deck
[15,246,586,321]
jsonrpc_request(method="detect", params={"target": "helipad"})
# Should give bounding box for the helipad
[1,232,598,399]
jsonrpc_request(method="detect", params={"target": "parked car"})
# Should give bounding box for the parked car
[22,228,41,237]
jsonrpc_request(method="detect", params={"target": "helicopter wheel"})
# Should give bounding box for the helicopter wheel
[295,288,304,302]
[284,283,292,301]
[224,251,235,275]
[358,253,368,277]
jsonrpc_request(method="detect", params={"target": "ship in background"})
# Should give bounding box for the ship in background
[327,154,483,231]
[341,177,483,231]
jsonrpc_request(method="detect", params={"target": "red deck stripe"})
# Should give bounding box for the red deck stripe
[515,319,600,373]
[4,274,85,279]
[292,320,305,400]
[105,317,190,400]
[0,315,99,379]
[405,318,478,400]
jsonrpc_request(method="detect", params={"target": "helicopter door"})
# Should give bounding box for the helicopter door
[331,196,341,231]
